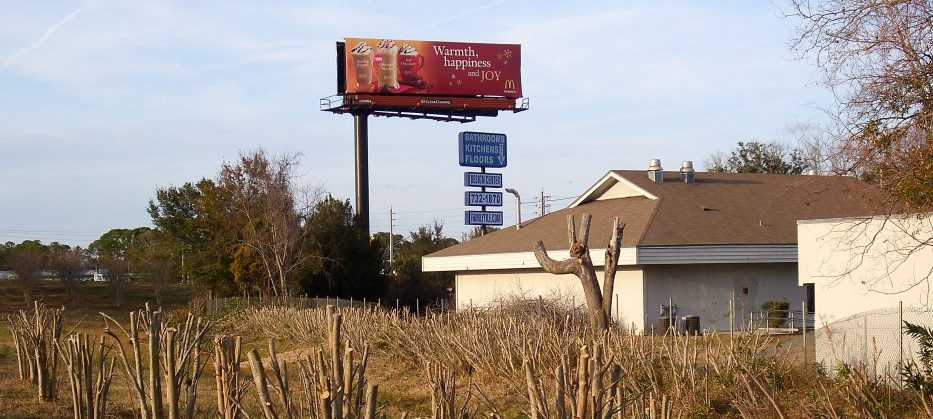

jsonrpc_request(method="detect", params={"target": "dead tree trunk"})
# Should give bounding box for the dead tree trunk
[6,302,64,402]
[102,304,211,419]
[533,214,624,331]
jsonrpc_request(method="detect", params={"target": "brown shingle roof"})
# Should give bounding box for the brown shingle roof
[427,171,886,258]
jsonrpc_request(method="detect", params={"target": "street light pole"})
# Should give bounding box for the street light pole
[505,188,521,230]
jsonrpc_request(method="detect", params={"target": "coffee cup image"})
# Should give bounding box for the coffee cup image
[349,42,374,92]
[398,44,424,81]
[375,39,400,90]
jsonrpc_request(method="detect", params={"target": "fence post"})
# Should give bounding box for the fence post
[899,300,904,389]
[730,292,735,340]
[863,315,869,367]
[802,301,807,369]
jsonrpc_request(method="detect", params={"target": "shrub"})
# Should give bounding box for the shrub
[761,300,790,328]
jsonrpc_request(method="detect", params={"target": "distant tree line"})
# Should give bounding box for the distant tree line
[1,149,461,308]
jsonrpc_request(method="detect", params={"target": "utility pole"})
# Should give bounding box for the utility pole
[539,189,551,217]
[388,206,395,266]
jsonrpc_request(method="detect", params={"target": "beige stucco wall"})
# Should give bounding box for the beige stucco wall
[798,216,933,324]
[642,263,803,332]
[455,267,645,329]
[798,216,933,376]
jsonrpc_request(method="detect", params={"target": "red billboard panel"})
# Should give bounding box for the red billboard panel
[343,38,522,99]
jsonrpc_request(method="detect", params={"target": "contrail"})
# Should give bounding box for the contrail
[1,3,88,72]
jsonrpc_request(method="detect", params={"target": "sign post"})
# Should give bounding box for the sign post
[460,132,507,232]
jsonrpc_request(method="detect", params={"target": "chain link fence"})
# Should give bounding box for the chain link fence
[814,303,933,385]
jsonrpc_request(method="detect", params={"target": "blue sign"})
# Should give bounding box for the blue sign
[463,172,503,188]
[458,132,507,168]
[465,210,504,226]
[465,191,503,207]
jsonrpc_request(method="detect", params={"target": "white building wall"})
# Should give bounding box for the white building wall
[798,216,933,375]
[798,216,933,323]
[642,263,803,332]
[455,267,646,330]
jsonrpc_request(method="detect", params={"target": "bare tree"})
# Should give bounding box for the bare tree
[533,214,624,331]
[99,256,129,308]
[8,244,48,303]
[50,247,87,306]
[787,0,933,295]
[132,230,176,306]
[218,149,313,297]
[788,0,933,212]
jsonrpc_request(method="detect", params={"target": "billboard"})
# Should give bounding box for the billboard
[342,38,522,98]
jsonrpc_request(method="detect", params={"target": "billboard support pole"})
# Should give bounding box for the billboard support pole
[354,112,370,234]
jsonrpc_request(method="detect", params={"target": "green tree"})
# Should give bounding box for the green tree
[89,227,149,307]
[230,245,265,293]
[149,179,236,297]
[0,241,13,271]
[372,231,404,269]
[705,141,807,174]
[8,240,49,303]
[298,196,387,299]
[385,221,458,308]
[462,225,500,241]
[89,227,151,259]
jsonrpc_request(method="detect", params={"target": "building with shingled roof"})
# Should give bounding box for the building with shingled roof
[423,160,885,332]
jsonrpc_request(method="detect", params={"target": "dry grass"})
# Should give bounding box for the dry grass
[1,282,930,418]
[235,302,928,418]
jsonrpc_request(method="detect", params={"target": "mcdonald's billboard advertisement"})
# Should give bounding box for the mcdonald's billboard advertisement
[341,37,522,99]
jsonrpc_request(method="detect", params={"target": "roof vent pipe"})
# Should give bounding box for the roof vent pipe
[648,159,663,183]
[680,160,696,183]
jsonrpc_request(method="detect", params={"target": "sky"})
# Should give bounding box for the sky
[0,0,833,247]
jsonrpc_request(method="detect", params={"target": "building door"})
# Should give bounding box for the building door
[803,283,815,313]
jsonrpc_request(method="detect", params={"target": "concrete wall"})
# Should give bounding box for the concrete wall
[455,267,645,329]
[798,216,933,324]
[642,263,803,332]
[798,216,933,376]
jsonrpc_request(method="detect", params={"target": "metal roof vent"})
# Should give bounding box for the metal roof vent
[680,160,696,183]
[647,159,663,183]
